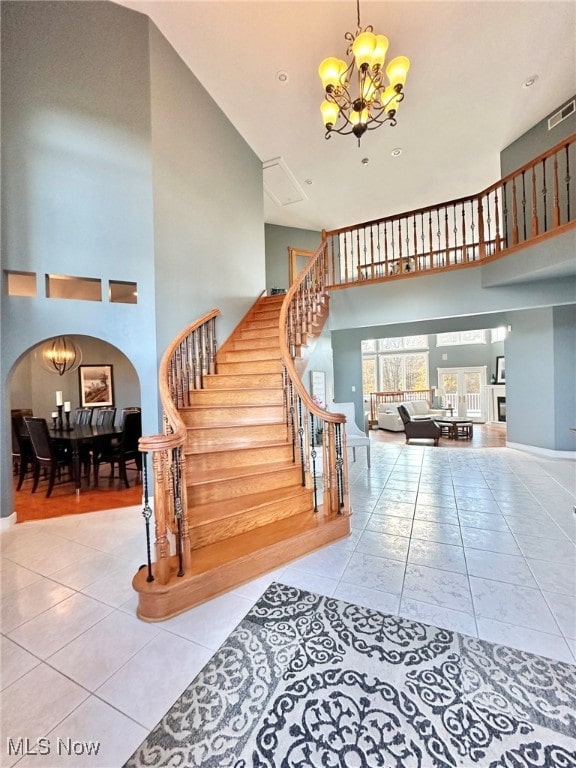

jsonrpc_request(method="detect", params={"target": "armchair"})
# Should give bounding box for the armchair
[397,405,441,446]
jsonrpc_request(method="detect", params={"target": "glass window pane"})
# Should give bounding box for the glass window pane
[362,358,376,395]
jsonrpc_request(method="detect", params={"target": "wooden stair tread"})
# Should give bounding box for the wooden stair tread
[186,438,290,455]
[183,401,281,411]
[189,509,345,572]
[189,485,311,525]
[189,460,299,486]
[187,420,285,432]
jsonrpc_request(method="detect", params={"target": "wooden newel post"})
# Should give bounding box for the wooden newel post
[152,450,171,584]
[177,448,192,572]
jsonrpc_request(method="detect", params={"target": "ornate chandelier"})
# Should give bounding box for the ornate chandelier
[40,336,82,376]
[318,0,410,144]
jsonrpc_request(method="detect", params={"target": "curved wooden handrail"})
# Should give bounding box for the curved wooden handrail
[279,240,350,516]
[137,308,221,585]
[139,309,221,454]
[279,245,342,426]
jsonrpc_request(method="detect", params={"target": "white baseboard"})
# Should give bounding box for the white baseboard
[0,512,17,531]
[506,441,576,460]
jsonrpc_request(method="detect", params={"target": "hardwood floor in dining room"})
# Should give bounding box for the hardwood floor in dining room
[13,465,142,523]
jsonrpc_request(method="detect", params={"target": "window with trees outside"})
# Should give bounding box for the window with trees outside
[361,335,429,395]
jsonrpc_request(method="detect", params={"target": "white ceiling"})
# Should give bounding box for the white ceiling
[114,0,575,232]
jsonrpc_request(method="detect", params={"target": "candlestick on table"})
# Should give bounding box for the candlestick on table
[56,404,63,430]
[51,412,58,429]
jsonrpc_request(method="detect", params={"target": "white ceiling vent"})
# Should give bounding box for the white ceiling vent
[263,157,307,207]
[548,100,575,130]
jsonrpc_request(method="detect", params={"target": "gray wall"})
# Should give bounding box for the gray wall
[1,1,266,517]
[265,224,322,292]
[149,25,264,355]
[500,96,576,176]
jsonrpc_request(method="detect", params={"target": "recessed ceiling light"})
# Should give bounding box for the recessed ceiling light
[361,157,369,165]
[304,178,313,185]
[391,147,402,157]
[276,71,289,83]
[523,75,538,88]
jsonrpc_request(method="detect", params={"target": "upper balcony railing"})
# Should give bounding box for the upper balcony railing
[322,133,575,288]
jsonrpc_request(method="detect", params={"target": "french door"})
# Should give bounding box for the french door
[437,366,487,421]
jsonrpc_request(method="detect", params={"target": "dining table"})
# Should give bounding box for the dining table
[48,423,123,494]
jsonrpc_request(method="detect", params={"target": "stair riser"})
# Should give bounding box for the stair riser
[203,373,282,389]
[247,304,282,320]
[189,492,311,549]
[222,348,281,362]
[188,466,301,504]
[182,405,284,426]
[186,444,292,472]
[232,337,279,350]
[240,328,279,340]
[187,423,288,449]
[242,319,279,330]
[188,389,283,406]
[217,360,282,374]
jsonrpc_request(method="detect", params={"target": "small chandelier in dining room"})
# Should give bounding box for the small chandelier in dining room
[318,0,410,145]
[40,336,82,376]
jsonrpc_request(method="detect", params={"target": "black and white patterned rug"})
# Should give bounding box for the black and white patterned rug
[124,582,576,767]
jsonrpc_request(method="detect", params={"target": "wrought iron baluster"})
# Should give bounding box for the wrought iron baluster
[140,451,154,582]
[542,158,548,232]
[461,202,467,261]
[552,152,560,227]
[335,422,344,510]
[309,412,319,512]
[521,170,527,241]
[297,397,305,486]
[512,176,519,245]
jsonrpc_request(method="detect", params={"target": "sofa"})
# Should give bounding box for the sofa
[377,400,446,431]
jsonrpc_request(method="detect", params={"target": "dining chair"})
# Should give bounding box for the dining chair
[74,407,93,426]
[24,417,74,497]
[93,409,142,487]
[11,409,34,490]
[95,407,116,428]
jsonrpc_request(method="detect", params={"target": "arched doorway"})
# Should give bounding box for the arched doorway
[9,334,142,522]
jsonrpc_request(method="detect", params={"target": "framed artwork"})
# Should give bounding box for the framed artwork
[496,356,505,384]
[79,364,114,407]
[310,370,326,409]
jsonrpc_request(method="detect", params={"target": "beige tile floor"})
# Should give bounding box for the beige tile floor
[1,443,575,766]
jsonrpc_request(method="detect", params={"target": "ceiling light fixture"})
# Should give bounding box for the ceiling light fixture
[318,0,410,145]
[39,336,82,376]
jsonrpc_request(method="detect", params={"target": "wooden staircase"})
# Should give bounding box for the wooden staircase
[134,294,350,621]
